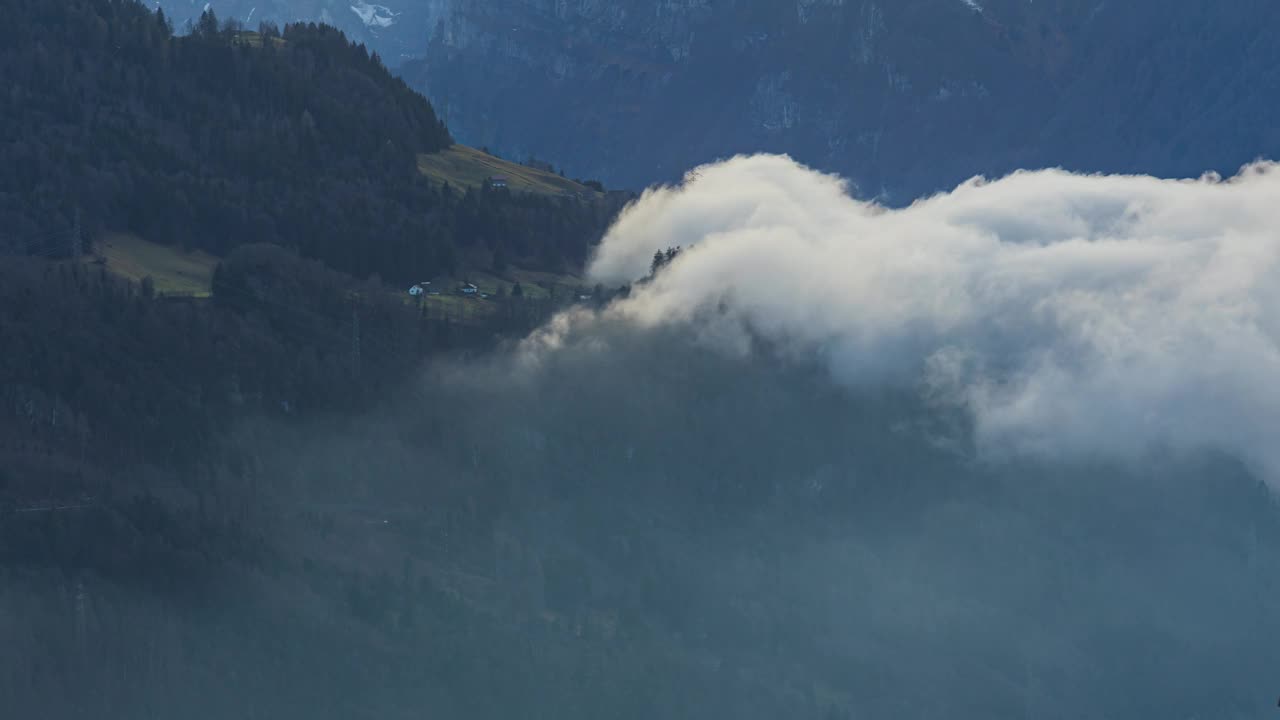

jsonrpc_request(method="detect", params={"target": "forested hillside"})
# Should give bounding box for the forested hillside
[0,0,617,280]
[0,0,621,499]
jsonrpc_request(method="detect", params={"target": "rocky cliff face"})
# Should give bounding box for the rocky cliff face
[403,0,1280,199]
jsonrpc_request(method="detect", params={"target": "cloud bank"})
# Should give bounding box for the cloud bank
[583,155,1280,477]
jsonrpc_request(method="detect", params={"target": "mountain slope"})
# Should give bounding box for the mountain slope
[400,0,1280,200]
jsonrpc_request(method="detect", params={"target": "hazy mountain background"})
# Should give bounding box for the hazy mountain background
[158,0,1280,199]
[406,0,1280,199]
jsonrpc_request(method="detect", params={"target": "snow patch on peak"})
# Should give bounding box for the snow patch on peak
[351,1,398,28]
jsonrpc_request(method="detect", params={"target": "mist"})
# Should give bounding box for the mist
[366,298,1280,719]
[9,156,1280,720]
[586,155,1280,480]
[374,155,1280,717]
[420,156,1280,717]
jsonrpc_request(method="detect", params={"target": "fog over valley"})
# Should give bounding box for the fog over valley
[587,155,1280,481]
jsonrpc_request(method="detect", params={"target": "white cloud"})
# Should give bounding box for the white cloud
[580,155,1280,478]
